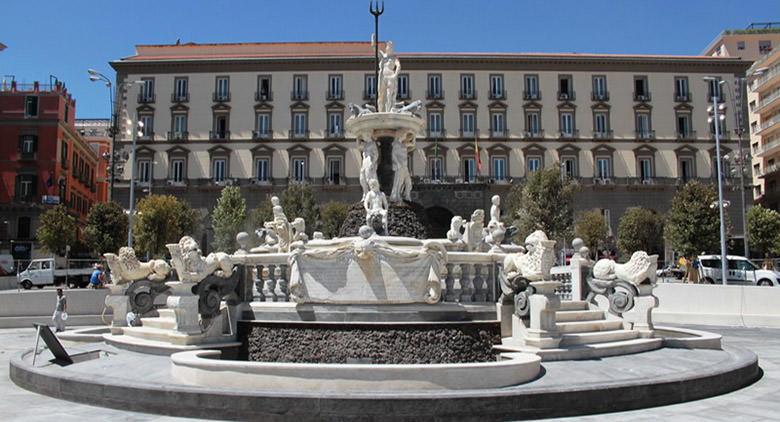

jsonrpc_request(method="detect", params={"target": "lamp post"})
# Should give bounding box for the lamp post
[87,69,118,201]
[719,78,750,258]
[704,76,729,286]
[560,161,567,265]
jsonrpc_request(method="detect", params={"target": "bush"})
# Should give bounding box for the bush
[133,195,197,258]
[664,181,726,257]
[575,209,608,255]
[83,202,129,256]
[320,201,349,238]
[36,205,77,256]
[616,207,664,258]
[211,186,247,253]
[747,205,780,258]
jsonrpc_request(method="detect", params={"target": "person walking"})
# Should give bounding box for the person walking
[52,288,67,332]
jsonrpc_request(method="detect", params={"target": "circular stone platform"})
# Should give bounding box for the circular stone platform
[10,340,760,421]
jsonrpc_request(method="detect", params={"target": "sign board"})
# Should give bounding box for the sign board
[41,195,60,205]
[33,323,72,366]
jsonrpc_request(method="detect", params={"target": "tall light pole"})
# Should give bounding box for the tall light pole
[719,78,750,258]
[704,76,729,286]
[560,161,567,265]
[126,114,144,248]
[87,69,118,201]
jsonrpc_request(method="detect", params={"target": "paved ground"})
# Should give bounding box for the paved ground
[1,324,778,421]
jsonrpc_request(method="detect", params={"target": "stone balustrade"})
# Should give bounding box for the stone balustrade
[443,252,505,303]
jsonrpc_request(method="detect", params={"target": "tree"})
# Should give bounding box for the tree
[83,202,129,256]
[247,195,274,233]
[747,205,780,258]
[36,205,77,256]
[211,186,247,253]
[575,209,609,255]
[133,195,197,258]
[664,180,727,257]
[508,166,576,244]
[320,201,349,238]
[280,184,320,235]
[617,207,664,258]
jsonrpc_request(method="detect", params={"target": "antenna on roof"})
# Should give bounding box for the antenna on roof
[175,38,181,45]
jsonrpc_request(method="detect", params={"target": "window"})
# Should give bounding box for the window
[172,114,187,135]
[676,113,691,138]
[562,157,576,178]
[675,77,690,101]
[257,75,272,100]
[255,113,271,137]
[639,158,653,181]
[526,111,540,135]
[255,158,269,182]
[560,112,574,136]
[594,112,608,135]
[17,216,31,239]
[140,115,154,137]
[429,157,443,181]
[138,160,151,183]
[558,75,573,99]
[680,158,694,182]
[397,74,409,99]
[364,74,376,99]
[171,159,185,183]
[737,41,745,50]
[461,112,475,135]
[460,74,475,99]
[634,76,649,99]
[428,112,443,135]
[327,157,342,184]
[492,157,506,181]
[293,112,307,136]
[141,78,155,102]
[491,112,506,136]
[18,177,34,198]
[215,76,230,101]
[20,135,36,154]
[489,74,504,99]
[328,75,343,99]
[213,114,228,139]
[64,104,69,122]
[61,142,68,167]
[759,40,772,54]
[327,112,342,136]
[174,77,188,101]
[707,77,722,100]
[212,158,227,182]
[592,75,607,100]
[292,75,308,100]
[24,96,38,117]
[292,158,307,182]
[527,157,541,173]
[463,158,477,182]
[524,74,539,99]
[636,113,651,137]
[596,158,611,179]
[427,74,442,98]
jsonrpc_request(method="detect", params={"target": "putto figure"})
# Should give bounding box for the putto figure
[364,178,389,234]
[358,137,379,200]
[390,134,413,202]
[462,209,485,252]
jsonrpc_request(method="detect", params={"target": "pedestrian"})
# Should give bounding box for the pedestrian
[89,264,105,289]
[52,288,67,332]
[689,257,701,284]
[678,255,689,283]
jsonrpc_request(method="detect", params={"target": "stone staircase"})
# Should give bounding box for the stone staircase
[498,300,662,361]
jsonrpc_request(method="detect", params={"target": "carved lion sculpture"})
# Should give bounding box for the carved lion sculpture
[104,247,170,285]
[592,251,658,286]
[499,231,556,316]
[167,236,234,284]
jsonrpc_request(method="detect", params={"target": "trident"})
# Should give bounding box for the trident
[370,0,384,109]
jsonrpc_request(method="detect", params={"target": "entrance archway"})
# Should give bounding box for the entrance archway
[424,206,454,239]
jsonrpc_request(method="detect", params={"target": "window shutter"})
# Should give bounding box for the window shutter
[32,136,38,152]
[31,175,38,197]
[14,175,21,199]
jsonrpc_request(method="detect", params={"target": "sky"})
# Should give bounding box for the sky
[0,0,776,118]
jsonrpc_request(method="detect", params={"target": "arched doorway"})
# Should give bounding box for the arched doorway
[425,206,454,239]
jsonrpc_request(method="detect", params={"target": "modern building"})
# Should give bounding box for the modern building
[0,81,106,260]
[703,23,780,62]
[748,47,780,210]
[109,41,750,242]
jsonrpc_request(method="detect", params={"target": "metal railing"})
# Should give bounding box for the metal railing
[255,91,273,102]
[171,93,189,103]
[213,92,231,102]
[757,113,780,134]
[591,91,609,101]
[523,91,541,101]
[166,131,189,141]
[752,63,780,92]
[557,91,575,101]
[459,90,476,100]
[209,130,230,141]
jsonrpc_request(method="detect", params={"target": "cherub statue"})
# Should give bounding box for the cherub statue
[364,178,388,234]
[291,217,308,243]
[167,236,234,284]
[462,209,485,252]
[390,134,413,202]
[446,216,464,243]
[489,195,501,226]
[358,136,379,200]
[570,238,593,266]
[103,247,170,285]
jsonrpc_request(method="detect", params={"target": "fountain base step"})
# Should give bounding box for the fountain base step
[250,301,496,322]
[497,337,663,361]
[103,333,241,356]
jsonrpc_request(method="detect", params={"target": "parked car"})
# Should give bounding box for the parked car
[16,258,95,290]
[656,263,685,281]
[698,255,780,286]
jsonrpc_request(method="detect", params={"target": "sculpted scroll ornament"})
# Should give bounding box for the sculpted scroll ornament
[588,251,659,315]
[104,247,170,285]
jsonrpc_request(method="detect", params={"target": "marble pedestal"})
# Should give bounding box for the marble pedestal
[104,285,130,334]
[622,284,659,338]
[523,281,562,349]
[166,281,201,336]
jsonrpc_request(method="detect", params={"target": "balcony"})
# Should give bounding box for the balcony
[752,64,780,93]
[489,128,508,139]
[255,91,273,102]
[426,129,446,139]
[676,130,697,141]
[288,129,310,140]
[426,90,444,100]
[488,90,506,100]
[558,129,579,139]
[557,91,575,101]
[138,132,155,141]
[633,92,652,102]
[754,135,780,157]
[759,163,780,178]
[171,92,189,103]
[396,90,411,100]
[291,90,309,101]
[460,129,479,138]
[326,90,344,101]
[209,130,230,141]
[523,91,541,101]
[459,90,476,100]
[19,151,36,161]
[755,89,780,115]
[635,130,656,140]
[674,92,691,102]
[593,130,614,140]
[756,113,780,135]
[167,131,189,141]
[325,129,344,139]
[213,92,231,102]
[591,92,610,101]
[253,130,272,140]
[363,90,376,101]
[524,129,544,139]
[137,93,155,104]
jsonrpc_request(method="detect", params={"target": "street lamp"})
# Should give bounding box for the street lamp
[126,115,144,248]
[719,78,750,258]
[704,76,729,286]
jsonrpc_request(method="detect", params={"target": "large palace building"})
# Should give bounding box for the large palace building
[110,42,750,240]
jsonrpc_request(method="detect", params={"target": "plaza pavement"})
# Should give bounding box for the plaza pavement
[0,324,778,421]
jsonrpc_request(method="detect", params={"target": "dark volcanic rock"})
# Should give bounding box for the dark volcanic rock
[241,322,501,364]
[339,201,427,239]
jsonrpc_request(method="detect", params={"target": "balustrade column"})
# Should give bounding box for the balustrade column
[459,263,473,303]
[254,265,266,302]
[275,265,288,302]
[472,264,486,302]
[265,264,278,302]
[444,263,457,302]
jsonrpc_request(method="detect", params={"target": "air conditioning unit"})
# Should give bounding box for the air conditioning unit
[560,93,569,100]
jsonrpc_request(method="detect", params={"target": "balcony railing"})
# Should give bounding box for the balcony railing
[559,129,579,139]
[674,92,691,102]
[488,90,506,100]
[137,93,155,103]
[557,91,575,101]
[757,113,780,134]
[291,90,309,101]
[427,129,446,139]
[524,129,544,139]
[490,128,508,138]
[752,64,780,92]
[209,130,230,141]
[363,90,376,101]
[633,92,652,102]
[756,89,780,113]
[326,90,344,101]
[460,129,479,138]
[426,90,444,100]
[635,130,656,140]
[213,92,231,102]
[255,91,273,102]
[754,135,780,156]
[138,132,155,140]
[253,130,272,140]
[591,92,609,101]
[288,129,310,140]
[326,129,344,139]
[676,130,697,140]
[459,90,476,100]
[759,163,780,178]
[523,91,540,101]
[171,93,189,103]
[396,90,411,100]
[593,130,613,140]
[167,131,189,141]
[19,152,36,161]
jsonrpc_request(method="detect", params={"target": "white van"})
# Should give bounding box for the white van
[698,255,780,286]
[16,258,94,290]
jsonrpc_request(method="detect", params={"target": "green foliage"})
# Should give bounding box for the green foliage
[617,207,664,258]
[664,180,727,257]
[133,195,197,258]
[320,201,349,238]
[247,195,274,235]
[575,209,609,254]
[748,205,780,257]
[83,202,129,256]
[509,166,576,244]
[211,186,247,253]
[36,205,77,256]
[280,184,320,235]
